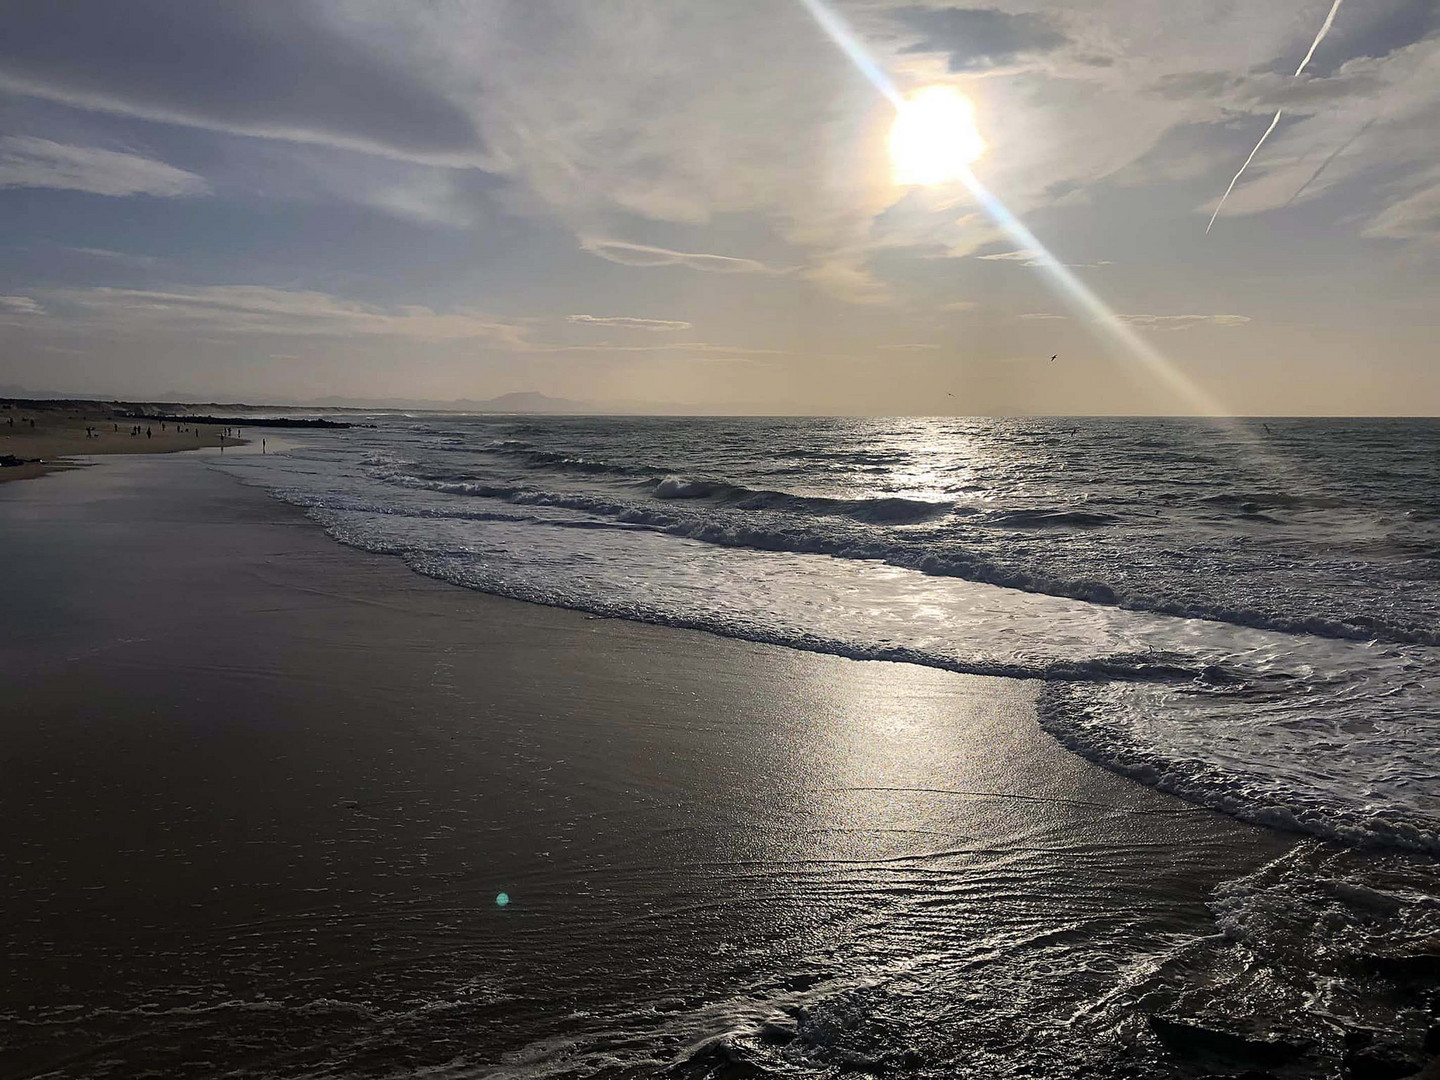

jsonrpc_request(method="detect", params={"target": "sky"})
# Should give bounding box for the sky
[0,0,1437,415]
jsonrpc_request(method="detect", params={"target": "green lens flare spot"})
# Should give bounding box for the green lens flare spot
[496,892,510,907]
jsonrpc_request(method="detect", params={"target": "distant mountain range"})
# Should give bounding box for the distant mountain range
[304,391,598,413]
[0,386,791,415]
[4,387,621,414]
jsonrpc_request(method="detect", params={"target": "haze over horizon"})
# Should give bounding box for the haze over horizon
[2,1,1437,416]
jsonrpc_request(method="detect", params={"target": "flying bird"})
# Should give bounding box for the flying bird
[1206,0,1345,234]
[1051,354,1057,363]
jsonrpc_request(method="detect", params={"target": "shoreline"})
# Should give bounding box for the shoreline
[1,398,244,484]
[0,453,1312,1076]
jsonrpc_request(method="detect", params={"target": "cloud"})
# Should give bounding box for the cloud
[878,342,942,350]
[1151,72,1241,101]
[977,249,1113,268]
[1118,314,1252,330]
[0,295,45,315]
[32,285,784,359]
[49,286,530,345]
[1362,173,1440,241]
[1155,34,1440,228]
[891,6,1068,72]
[542,340,786,356]
[579,238,773,274]
[0,1,484,163]
[462,5,910,301]
[65,246,161,265]
[685,356,765,365]
[1019,312,1067,320]
[979,249,1044,265]
[0,136,208,197]
[567,314,693,331]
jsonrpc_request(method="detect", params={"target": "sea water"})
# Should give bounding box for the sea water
[217,415,1440,853]
[210,414,1440,1075]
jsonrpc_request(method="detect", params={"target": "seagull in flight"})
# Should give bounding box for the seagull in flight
[1050,354,1058,363]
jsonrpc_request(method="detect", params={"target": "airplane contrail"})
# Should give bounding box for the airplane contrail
[1206,0,1344,234]
[1295,0,1344,75]
[1282,115,1376,208]
[1206,108,1282,234]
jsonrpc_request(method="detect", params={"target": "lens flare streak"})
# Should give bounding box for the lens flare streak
[955,169,1229,414]
[796,0,905,109]
[795,0,1228,416]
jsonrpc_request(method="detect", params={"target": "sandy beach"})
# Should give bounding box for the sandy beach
[0,399,241,483]
[0,452,1302,1078]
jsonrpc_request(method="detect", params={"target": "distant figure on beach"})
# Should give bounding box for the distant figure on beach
[146,426,152,438]
[262,438,266,454]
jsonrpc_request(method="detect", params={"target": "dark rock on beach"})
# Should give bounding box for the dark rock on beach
[122,413,354,429]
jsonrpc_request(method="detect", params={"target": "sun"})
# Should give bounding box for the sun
[888,85,985,186]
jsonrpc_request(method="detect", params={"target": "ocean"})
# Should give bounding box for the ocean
[205,413,1440,1075]
[219,414,1440,853]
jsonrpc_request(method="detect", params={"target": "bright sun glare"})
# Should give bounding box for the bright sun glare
[888,85,985,186]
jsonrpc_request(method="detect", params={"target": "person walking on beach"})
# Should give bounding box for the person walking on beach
[146,426,152,439]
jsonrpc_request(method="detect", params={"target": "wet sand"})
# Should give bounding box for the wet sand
[0,455,1294,1077]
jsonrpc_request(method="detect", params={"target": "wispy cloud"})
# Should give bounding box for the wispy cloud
[0,136,208,197]
[1019,312,1067,320]
[579,238,774,274]
[50,286,530,345]
[33,285,787,359]
[1118,314,1251,330]
[567,314,693,331]
[65,246,161,265]
[892,5,1068,72]
[542,341,786,356]
[0,295,45,315]
[1362,173,1440,242]
[0,3,486,164]
[878,342,941,350]
[977,249,1113,269]
[978,249,1044,265]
